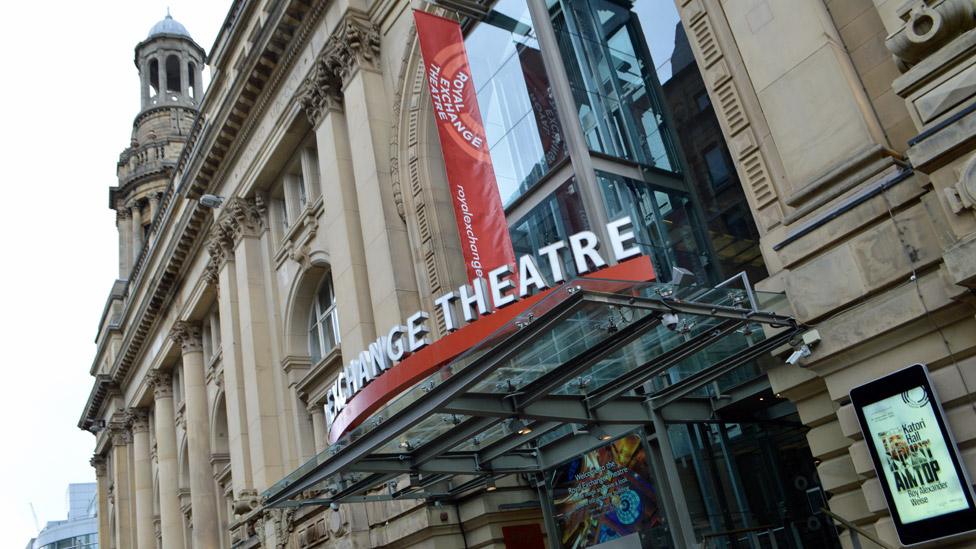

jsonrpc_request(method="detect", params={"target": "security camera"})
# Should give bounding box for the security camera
[785,344,812,366]
[199,194,225,209]
[330,502,340,511]
[662,312,680,331]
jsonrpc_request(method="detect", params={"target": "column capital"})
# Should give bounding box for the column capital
[108,417,132,446]
[148,369,174,399]
[116,208,132,222]
[224,195,267,242]
[127,408,151,434]
[328,10,382,83]
[170,321,203,353]
[300,59,344,126]
[90,455,108,476]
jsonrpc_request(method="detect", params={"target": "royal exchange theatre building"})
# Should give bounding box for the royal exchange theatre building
[80,1,976,548]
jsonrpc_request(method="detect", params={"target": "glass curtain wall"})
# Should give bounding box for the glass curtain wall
[467,0,568,208]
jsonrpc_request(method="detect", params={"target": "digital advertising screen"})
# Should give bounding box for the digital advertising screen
[851,363,976,546]
[862,385,970,523]
[551,434,664,548]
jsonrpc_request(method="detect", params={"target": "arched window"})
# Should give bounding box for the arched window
[166,54,181,93]
[309,275,339,362]
[149,58,160,98]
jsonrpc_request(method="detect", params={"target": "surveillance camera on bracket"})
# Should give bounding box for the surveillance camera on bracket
[199,194,225,209]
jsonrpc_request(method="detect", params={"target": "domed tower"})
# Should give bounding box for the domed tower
[111,12,205,279]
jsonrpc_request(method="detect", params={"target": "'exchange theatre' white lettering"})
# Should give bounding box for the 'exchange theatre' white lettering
[324,216,642,425]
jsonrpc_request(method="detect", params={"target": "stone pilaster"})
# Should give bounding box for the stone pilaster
[117,208,132,278]
[206,219,256,501]
[170,321,220,548]
[130,199,144,269]
[129,408,155,549]
[149,370,185,549]
[109,418,134,549]
[223,196,288,490]
[91,455,111,549]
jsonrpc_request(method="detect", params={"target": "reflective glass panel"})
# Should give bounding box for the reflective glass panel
[467,0,568,207]
[548,0,677,170]
[599,170,711,283]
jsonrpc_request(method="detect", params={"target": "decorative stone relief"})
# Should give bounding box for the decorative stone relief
[944,153,976,214]
[886,0,976,68]
[170,321,203,353]
[298,9,382,126]
[91,455,108,477]
[127,408,150,433]
[148,369,174,399]
[224,195,267,242]
[108,417,132,446]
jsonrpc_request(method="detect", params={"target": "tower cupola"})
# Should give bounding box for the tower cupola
[135,12,205,111]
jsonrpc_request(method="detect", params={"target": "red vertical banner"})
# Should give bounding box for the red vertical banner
[413,10,517,284]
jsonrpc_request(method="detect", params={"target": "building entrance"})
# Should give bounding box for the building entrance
[264,274,840,549]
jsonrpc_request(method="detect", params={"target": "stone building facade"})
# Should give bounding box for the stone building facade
[78,1,976,548]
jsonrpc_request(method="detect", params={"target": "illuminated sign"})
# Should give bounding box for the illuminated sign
[851,363,976,546]
[325,217,654,443]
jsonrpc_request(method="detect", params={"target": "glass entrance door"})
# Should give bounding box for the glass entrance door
[667,418,841,549]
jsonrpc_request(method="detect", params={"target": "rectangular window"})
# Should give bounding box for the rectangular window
[703,145,731,189]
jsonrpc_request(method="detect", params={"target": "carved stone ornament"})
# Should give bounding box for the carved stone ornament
[148,369,174,399]
[299,58,344,126]
[170,320,203,353]
[944,152,976,215]
[329,11,382,82]
[207,221,235,266]
[298,10,381,126]
[886,0,976,67]
[91,455,108,477]
[224,195,266,241]
[127,408,150,433]
[108,418,132,446]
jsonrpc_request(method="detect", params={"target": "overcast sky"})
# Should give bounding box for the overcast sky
[0,1,229,542]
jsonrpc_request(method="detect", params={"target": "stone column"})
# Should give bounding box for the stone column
[131,200,143,269]
[301,39,377,355]
[140,59,150,108]
[109,418,134,549]
[170,321,220,548]
[309,403,327,454]
[117,208,132,278]
[91,456,111,549]
[331,12,420,329]
[207,224,255,507]
[160,57,169,101]
[180,56,190,100]
[222,198,285,490]
[150,370,185,549]
[129,408,155,549]
[149,193,161,225]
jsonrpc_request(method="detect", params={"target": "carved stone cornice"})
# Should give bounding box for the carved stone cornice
[127,408,150,434]
[147,369,174,400]
[170,321,203,353]
[886,0,976,68]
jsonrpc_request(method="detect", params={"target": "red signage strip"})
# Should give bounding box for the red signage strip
[413,10,516,282]
[328,256,655,444]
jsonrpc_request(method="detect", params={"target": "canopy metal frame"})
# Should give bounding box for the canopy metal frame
[264,284,801,508]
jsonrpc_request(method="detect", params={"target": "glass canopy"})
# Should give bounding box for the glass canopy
[263,275,800,508]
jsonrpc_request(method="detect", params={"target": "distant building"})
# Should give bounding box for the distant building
[29,483,98,549]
